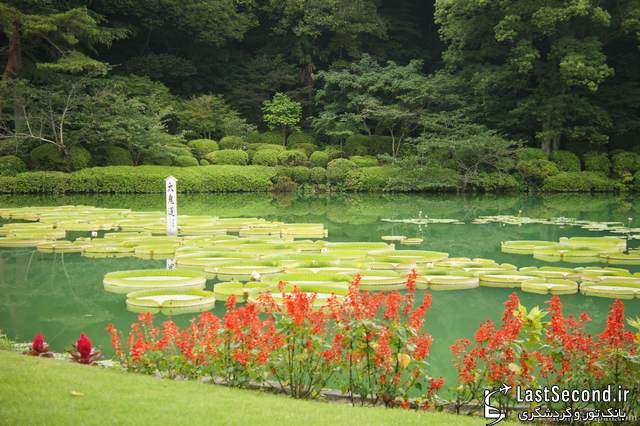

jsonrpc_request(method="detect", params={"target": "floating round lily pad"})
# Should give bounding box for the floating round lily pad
[479,273,538,288]
[103,269,207,294]
[213,281,274,301]
[580,281,640,299]
[521,279,578,295]
[126,289,216,315]
[416,272,479,291]
[501,240,558,254]
[210,260,285,281]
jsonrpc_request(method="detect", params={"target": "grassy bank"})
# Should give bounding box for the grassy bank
[0,350,503,425]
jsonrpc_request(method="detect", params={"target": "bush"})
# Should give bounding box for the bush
[165,143,192,158]
[246,131,281,146]
[344,135,368,156]
[517,159,559,187]
[542,172,623,192]
[205,150,248,165]
[309,151,329,167]
[583,152,610,175]
[310,167,326,184]
[0,155,26,176]
[611,151,640,178]
[219,136,246,150]
[288,131,315,146]
[349,156,378,167]
[175,155,199,167]
[327,158,358,184]
[65,146,91,171]
[474,172,521,192]
[289,166,312,184]
[290,143,317,156]
[271,175,296,192]
[324,146,344,160]
[346,166,397,191]
[549,150,580,172]
[249,143,286,152]
[252,149,280,166]
[199,159,209,166]
[30,144,65,170]
[386,167,461,192]
[278,150,307,166]
[516,147,547,162]
[0,166,276,193]
[187,139,218,158]
[143,147,173,166]
[102,146,133,166]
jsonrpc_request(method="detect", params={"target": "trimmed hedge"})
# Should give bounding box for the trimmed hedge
[583,152,610,175]
[542,172,623,192]
[30,144,65,170]
[475,172,520,192]
[0,155,26,176]
[252,149,280,166]
[101,146,134,166]
[612,151,640,177]
[517,159,559,187]
[219,136,246,150]
[309,151,329,167]
[175,155,199,167]
[0,166,276,193]
[327,158,358,184]
[349,156,378,167]
[205,150,248,165]
[277,150,307,166]
[290,143,317,156]
[549,150,580,172]
[188,139,218,158]
[346,166,398,191]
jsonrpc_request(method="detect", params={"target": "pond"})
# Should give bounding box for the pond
[1,192,640,393]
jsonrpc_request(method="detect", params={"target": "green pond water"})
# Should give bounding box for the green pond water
[2,192,640,395]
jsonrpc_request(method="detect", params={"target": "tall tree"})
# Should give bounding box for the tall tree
[435,0,615,153]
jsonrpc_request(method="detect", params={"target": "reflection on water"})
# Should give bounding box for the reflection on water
[1,192,639,391]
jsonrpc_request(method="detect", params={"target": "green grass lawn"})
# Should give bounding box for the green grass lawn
[0,350,507,426]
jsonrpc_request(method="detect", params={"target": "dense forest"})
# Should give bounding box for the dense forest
[1,1,640,193]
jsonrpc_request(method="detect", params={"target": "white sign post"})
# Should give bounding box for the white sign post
[165,176,178,236]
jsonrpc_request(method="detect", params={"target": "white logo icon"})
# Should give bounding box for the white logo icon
[484,383,511,426]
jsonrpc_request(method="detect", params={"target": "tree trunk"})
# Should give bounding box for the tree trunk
[282,127,290,147]
[3,20,22,79]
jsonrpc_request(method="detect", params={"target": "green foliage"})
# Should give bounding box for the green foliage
[345,166,398,191]
[315,56,427,156]
[310,167,326,184]
[0,166,276,193]
[99,146,134,166]
[309,151,329,167]
[288,132,315,146]
[583,152,611,175]
[262,93,302,145]
[516,148,548,162]
[277,150,307,166]
[143,147,173,166]
[175,155,199,167]
[65,146,91,171]
[199,159,210,166]
[30,144,65,171]
[177,95,254,140]
[542,172,623,192]
[474,172,521,193]
[188,139,218,159]
[219,136,246,150]
[271,175,296,193]
[0,155,25,176]
[344,136,368,156]
[324,146,344,160]
[250,143,286,152]
[549,150,581,172]
[349,156,378,167]
[252,149,280,167]
[288,166,312,184]
[205,150,248,166]
[517,160,560,188]
[246,132,282,145]
[289,143,317,156]
[611,152,640,177]
[436,0,615,151]
[385,167,462,192]
[327,158,358,184]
